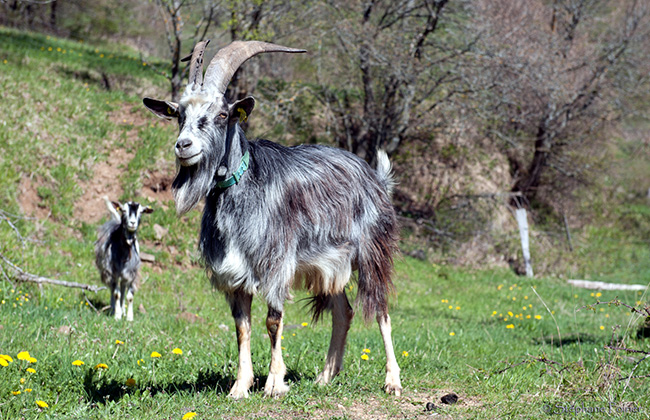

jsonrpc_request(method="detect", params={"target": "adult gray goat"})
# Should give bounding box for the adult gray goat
[95,198,152,321]
[143,40,401,398]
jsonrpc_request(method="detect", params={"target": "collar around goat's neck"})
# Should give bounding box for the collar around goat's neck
[216,150,250,189]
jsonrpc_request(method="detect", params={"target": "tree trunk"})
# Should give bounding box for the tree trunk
[170,37,182,102]
[49,0,57,31]
[512,123,551,205]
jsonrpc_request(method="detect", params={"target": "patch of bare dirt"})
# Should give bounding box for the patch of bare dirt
[141,166,175,205]
[108,104,153,128]
[75,147,130,224]
[17,175,50,220]
[75,105,176,223]
[222,390,483,419]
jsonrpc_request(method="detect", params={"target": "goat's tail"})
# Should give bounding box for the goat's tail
[356,214,399,323]
[375,149,396,197]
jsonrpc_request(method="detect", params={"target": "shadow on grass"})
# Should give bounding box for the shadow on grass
[83,367,307,404]
[534,332,600,347]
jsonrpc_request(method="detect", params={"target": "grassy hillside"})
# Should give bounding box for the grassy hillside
[1,27,649,419]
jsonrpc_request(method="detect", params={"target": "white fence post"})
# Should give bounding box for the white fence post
[515,208,533,278]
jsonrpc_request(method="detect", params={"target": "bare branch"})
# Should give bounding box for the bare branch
[0,252,105,293]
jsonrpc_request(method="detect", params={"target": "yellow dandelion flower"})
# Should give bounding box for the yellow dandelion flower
[497,284,503,290]
[402,351,409,357]
[590,293,595,297]
[508,311,514,317]
[524,296,528,300]
[526,315,531,319]
[182,412,197,420]
[0,354,13,363]
[17,351,30,360]
[605,314,610,318]
[26,368,36,373]
[27,357,37,363]
[506,324,515,329]
[361,354,369,360]
[72,360,84,366]
[574,294,578,298]
[301,322,308,327]
[363,348,371,353]
[94,363,108,369]
[0,359,8,367]
[115,340,124,345]
[449,332,455,336]
[512,297,516,301]
[534,315,542,320]
[125,378,136,387]
[455,306,460,310]
[151,351,162,358]
[596,292,602,297]
[20,378,25,384]
[172,348,183,355]
[36,400,48,408]
[137,359,144,366]
[25,388,32,392]
[12,390,21,395]
[492,311,497,316]
[448,305,453,309]
[600,326,605,330]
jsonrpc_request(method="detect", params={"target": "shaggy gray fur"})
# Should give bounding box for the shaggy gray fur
[95,201,152,321]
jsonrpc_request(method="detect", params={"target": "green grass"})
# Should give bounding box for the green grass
[1,261,649,419]
[1,26,650,419]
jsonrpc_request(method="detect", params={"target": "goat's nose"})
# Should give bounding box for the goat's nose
[176,138,193,152]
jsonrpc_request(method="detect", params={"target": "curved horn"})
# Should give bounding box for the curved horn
[182,40,211,91]
[202,40,306,95]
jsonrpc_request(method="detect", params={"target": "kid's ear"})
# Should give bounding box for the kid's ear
[229,96,256,125]
[111,201,122,213]
[143,97,179,120]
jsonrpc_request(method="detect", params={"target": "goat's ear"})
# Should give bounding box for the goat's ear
[142,206,154,214]
[111,201,122,213]
[143,97,179,120]
[229,96,255,125]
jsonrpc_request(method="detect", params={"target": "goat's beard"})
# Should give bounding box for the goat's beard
[172,154,219,215]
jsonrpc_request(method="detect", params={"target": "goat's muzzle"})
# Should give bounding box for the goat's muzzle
[175,138,202,166]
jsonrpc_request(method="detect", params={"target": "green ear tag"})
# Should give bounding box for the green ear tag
[237,108,248,123]
[167,106,175,116]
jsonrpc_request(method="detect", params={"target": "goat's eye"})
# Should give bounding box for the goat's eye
[218,112,228,120]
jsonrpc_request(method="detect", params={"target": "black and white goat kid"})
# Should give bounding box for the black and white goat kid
[143,40,402,398]
[95,198,153,321]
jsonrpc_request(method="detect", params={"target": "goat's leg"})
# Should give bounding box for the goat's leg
[109,280,117,316]
[227,291,254,399]
[117,281,128,321]
[112,281,123,320]
[264,307,289,397]
[316,292,354,385]
[125,284,135,322]
[376,312,402,396]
